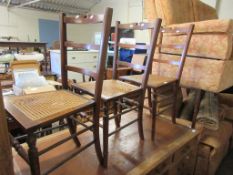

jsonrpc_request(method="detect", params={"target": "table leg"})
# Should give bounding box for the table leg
[27,133,40,175]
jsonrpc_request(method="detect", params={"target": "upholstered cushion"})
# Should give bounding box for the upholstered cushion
[152,53,233,92]
[144,0,195,25]
[192,0,218,21]
[167,19,233,33]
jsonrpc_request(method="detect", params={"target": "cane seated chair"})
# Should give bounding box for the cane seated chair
[4,8,112,175]
[72,19,162,167]
[120,24,194,139]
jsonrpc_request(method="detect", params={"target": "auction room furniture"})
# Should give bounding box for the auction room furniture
[0,86,14,175]
[0,41,49,71]
[144,0,233,174]
[50,50,112,82]
[72,19,162,167]
[4,8,113,175]
[120,24,194,139]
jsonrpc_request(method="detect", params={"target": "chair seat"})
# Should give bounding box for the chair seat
[72,79,141,101]
[120,74,177,88]
[4,90,94,130]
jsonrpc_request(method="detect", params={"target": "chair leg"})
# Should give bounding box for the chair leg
[67,116,81,147]
[118,98,123,126]
[103,102,109,168]
[147,87,152,113]
[93,105,104,165]
[113,101,120,128]
[151,89,157,140]
[137,94,144,140]
[172,82,178,124]
[27,133,40,175]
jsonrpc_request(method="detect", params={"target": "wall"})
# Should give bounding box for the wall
[0,6,58,42]
[217,0,233,19]
[91,0,150,43]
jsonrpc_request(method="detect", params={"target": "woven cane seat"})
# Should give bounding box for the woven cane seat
[4,90,94,130]
[120,74,177,88]
[72,79,141,101]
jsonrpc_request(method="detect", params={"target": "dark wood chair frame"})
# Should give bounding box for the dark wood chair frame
[149,25,194,139]
[72,19,162,167]
[60,7,113,168]
[119,24,194,140]
[4,8,112,175]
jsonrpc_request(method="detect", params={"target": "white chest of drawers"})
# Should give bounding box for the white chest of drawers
[50,50,98,82]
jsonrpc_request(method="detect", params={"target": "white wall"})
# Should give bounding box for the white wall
[0,6,58,42]
[217,0,233,19]
[91,0,150,43]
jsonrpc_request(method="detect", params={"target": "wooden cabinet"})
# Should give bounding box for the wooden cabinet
[50,50,98,82]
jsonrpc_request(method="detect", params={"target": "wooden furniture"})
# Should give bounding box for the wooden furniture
[12,112,200,175]
[72,19,162,167]
[60,7,113,167]
[0,41,49,71]
[0,85,14,175]
[120,25,194,139]
[50,50,114,82]
[4,90,100,175]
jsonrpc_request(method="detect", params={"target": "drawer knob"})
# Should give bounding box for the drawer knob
[72,57,76,60]
[93,56,97,58]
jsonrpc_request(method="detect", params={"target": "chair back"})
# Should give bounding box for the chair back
[112,19,162,89]
[154,24,194,81]
[60,8,113,103]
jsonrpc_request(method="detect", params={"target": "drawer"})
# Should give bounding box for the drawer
[68,52,98,64]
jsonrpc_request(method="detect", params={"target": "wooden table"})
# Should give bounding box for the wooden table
[13,111,200,175]
[4,90,95,175]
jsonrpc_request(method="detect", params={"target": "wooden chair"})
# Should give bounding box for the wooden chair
[72,19,162,167]
[4,8,112,175]
[120,24,194,139]
[60,7,113,165]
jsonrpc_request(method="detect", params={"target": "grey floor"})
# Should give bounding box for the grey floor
[216,149,233,175]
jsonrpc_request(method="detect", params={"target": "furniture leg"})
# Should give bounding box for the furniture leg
[10,134,29,163]
[147,87,152,113]
[137,94,144,140]
[191,89,204,129]
[93,105,104,165]
[27,133,40,175]
[118,98,123,126]
[151,89,157,140]
[67,116,81,147]
[103,102,109,168]
[113,101,120,128]
[172,82,178,124]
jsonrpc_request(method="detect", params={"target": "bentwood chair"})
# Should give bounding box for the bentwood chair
[72,19,162,167]
[120,24,194,139]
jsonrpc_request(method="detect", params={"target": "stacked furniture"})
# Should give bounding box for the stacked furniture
[144,0,233,174]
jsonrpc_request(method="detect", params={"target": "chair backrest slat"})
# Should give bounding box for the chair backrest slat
[118,43,150,50]
[117,60,146,71]
[118,22,155,30]
[64,14,105,24]
[156,44,184,50]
